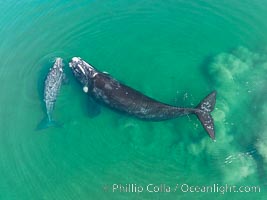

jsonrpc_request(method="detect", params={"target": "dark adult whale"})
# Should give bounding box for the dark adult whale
[69,57,217,140]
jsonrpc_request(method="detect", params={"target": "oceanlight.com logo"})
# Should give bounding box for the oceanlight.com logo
[103,183,261,195]
[177,184,260,195]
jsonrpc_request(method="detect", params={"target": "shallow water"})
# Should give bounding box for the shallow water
[1,0,267,199]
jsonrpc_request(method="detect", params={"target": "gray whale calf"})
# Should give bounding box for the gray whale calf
[37,58,65,129]
[69,57,216,140]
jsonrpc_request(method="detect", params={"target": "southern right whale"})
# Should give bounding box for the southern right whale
[69,57,217,140]
[37,57,65,130]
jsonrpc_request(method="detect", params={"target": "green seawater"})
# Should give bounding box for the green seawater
[1,0,267,199]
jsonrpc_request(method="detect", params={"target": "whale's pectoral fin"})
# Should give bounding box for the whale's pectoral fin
[62,73,69,85]
[87,97,101,118]
[195,91,216,140]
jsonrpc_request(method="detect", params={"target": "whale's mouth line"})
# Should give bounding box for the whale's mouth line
[69,57,97,75]
[69,57,98,87]
[69,57,81,68]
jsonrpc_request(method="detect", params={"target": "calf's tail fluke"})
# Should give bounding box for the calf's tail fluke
[195,91,217,140]
[36,116,61,130]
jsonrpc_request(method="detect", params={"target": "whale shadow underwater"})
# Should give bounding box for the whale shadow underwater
[69,57,217,140]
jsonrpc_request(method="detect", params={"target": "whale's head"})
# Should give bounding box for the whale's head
[53,57,64,71]
[69,57,97,90]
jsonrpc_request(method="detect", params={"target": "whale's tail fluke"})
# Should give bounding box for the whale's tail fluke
[36,115,62,130]
[195,91,216,140]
